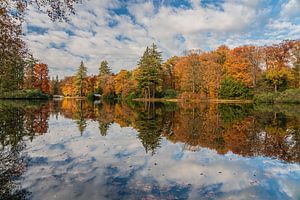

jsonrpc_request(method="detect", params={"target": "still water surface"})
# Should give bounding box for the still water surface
[0,100,300,200]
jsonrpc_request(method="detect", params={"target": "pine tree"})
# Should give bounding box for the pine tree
[99,60,111,76]
[137,44,162,98]
[75,61,87,97]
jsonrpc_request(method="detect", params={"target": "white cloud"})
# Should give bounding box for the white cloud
[281,0,300,19]
[23,0,300,77]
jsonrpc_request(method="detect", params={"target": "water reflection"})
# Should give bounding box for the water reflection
[0,100,300,199]
[53,99,300,163]
[0,100,50,199]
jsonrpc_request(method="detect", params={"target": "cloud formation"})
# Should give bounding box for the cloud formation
[23,0,300,77]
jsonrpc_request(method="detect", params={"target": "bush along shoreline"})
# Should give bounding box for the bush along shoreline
[254,89,300,104]
[0,89,49,99]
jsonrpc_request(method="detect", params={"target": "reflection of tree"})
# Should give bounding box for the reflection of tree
[163,103,300,163]
[96,101,115,136]
[0,105,26,148]
[251,110,300,162]
[0,144,30,200]
[74,100,87,135]
[167,103,223,151]
[135,102,163,155]
[0,101,50,199]
[56,99,300,163]
[0,101,50,147]
[98,122,110,136]
[218,104,253,124]
[27,103,50,136]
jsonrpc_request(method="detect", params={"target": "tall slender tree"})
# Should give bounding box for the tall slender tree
[137,44,162,98]
[75,61,87,97]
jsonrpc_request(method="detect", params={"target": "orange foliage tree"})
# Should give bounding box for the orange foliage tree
[60,76,77,96]
[224,46,256,87]
[33,63,50,94]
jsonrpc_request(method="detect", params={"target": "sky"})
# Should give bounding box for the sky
[23,0,300,77]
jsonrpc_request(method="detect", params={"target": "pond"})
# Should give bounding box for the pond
[0,100,300,200]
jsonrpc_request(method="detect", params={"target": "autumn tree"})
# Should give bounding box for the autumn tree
[199,51,224,98]
[2,0,80,22]
[262,42,294,92]
[114,70,130,98]
[75,61,87,97]
[215,45,230,66]
[60,76,76,96]
[265,68,293,92]
[84,75,97,95]
[224,46,257,87]
[174,52,202,94]
[102,75,115,98]
[137,44,162,99]
[33,63,50,94]
[263,42,291,70]
[244,45,262,87]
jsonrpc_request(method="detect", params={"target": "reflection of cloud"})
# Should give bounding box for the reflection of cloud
[22,115,300,200]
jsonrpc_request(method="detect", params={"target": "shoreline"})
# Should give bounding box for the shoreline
[132,98,254,104]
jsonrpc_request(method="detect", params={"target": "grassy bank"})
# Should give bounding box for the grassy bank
[0,90,49,99]
[254,89,300,104]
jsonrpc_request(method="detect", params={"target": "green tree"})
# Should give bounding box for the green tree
[75,61,87,97]
[137,44,162,98]
[24,56,38,89]
[0,5,27,92]
[99,60,111,76]
[51,75,59,95]
[218,76,252,99]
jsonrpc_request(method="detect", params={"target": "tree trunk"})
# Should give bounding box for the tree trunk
[274,84,277,93]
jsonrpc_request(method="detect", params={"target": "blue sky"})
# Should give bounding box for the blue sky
[23,0,300,77]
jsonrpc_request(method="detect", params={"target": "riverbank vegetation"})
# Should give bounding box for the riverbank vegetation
[58,40,300,103]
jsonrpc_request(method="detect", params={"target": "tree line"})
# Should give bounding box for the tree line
[58,40,300,100]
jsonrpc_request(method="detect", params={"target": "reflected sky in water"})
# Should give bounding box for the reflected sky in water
[1,100,300,200]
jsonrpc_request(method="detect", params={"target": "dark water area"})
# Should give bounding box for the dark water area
[0,99,300,200]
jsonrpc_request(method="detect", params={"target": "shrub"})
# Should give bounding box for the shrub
[218,77,252,99]
[126,92,138,100]
[162,89,178,99]
[86,93,95,101]
[275,89,300,103]
[0,89,49,99]
[254,89,300,104]
[254,92,279,103]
